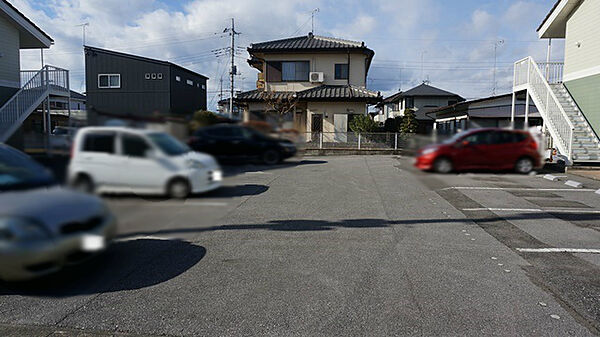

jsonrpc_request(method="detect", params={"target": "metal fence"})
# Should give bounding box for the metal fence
[276,132,446,151]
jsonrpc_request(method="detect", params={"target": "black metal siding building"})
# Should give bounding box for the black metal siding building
[85,46,207,124]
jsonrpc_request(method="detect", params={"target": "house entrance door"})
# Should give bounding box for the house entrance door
[311,114,323,144]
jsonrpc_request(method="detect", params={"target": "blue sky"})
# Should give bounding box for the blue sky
[14,0,562,110]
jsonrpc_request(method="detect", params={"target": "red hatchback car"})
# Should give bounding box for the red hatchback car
[415,128,541,174]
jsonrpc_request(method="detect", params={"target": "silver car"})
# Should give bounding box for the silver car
[0,144,117,281]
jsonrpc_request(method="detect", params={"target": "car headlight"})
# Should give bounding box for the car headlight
[185,159,206,169]
[422,148,437,155]
[0,217,51,242]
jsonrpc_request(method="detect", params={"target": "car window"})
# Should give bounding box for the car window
[121,134,150,158]
[204,127,234,138]
[82,133,115,154]
[147,133,190,156]
[0,146,56,191]
[463,131,494,145]
[240,127,255,140]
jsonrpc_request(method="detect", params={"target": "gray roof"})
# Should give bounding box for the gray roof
[248,33,373,54]
[537,0,562,32]
[399,83,462,98]
[380,83,464,105]
[70,90,86,100]
[232,85,381,104]
[84,46,209,79]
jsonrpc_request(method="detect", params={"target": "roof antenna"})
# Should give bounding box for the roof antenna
[310,8,320,35]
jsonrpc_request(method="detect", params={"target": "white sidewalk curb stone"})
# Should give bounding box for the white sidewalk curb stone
[564,180,583,188]
[543,174,559,181]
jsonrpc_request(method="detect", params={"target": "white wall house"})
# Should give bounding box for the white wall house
[235,33,381,137]
[0,0,71,146]
[512,0,600,163]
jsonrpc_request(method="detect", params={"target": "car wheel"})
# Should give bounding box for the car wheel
[262,150,280,165]
[72,175,94,193]
[515,157,534,174]
[168,178,191,199]
[433,157,453,174]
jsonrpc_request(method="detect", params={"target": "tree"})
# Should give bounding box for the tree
[263,92,298,128]
[400,109,418,134]
[383,116,403,132]
[189,110,219,131]
[349,114,378,133]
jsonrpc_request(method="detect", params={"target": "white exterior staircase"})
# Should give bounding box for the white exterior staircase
[550,84,600,162]
[513,56,600,164]
[0,66,69,142]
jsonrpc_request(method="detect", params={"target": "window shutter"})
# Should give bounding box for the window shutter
[266,62,282,82]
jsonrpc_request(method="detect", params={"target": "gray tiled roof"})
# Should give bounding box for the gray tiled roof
[232,85,381,103]
[381,84,463,104]
[248,33,373,54]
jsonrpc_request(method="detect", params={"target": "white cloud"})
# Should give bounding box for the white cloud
[12,0,564,108]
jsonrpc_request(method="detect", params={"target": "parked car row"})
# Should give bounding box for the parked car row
[0,124,297,281]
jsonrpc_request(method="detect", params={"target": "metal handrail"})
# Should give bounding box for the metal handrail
[0,65,70,141]
[524,56,574,159]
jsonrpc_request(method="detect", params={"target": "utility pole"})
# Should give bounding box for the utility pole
[76,23,89,46]
[420,50,427,82]
[224,18,239,119]
[310,8,320,34]
[492,39,504,96]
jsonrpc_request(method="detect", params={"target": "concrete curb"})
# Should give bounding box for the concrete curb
[564,180,584,188]
[543,174,560,181]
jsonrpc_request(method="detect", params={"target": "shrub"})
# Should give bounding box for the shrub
[349,114,378,133]
[400,109,418,134]
[190,110,219,131]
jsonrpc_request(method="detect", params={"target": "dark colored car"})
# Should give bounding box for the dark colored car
[188,124,297,165]
[414,128,541,174]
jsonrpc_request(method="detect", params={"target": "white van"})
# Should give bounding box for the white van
[68,127,222,198]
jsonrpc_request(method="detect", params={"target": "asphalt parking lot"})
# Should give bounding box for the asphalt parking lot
[1,155,599,336]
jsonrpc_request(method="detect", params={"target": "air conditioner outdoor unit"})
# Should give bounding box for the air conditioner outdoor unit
[310,72,324,83]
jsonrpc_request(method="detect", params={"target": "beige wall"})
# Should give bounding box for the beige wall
[564,0,600,80]
[0,14,20,87]
[255,52,368,92]
[306,102,367,132]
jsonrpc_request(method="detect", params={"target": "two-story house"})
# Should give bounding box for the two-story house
[512,0,600,163]
[376,83,464,134]
[0,0,70,145]
[85,46,208,127]
[234,33,381,136]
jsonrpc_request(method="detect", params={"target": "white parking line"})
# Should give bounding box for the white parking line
[462,207,600,213]
[516,248,600,254]
[109,201,228,207]
[442,187,596,192]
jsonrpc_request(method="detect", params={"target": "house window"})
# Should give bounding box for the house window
[266,61,309,82]
[334,64,349,80]
[202,84,206,90]
[186,79,194,86]
[175,76,181,82]
[98,74,121,89]
[405,97,414,109]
